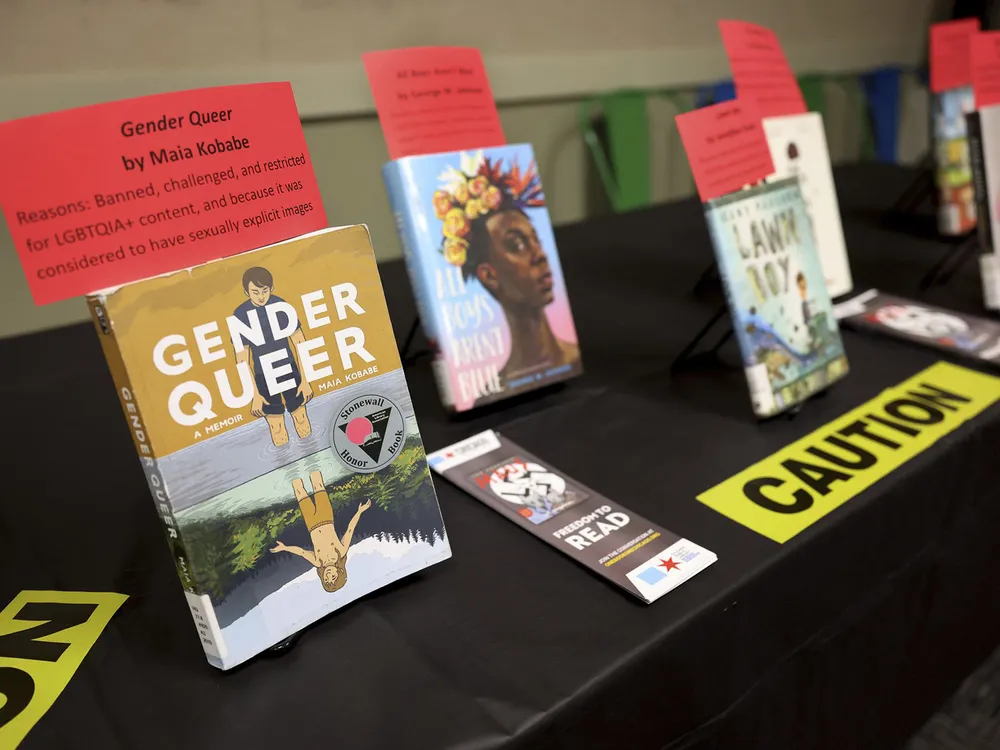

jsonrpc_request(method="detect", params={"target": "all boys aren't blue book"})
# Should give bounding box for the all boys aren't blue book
[383,144,583,412]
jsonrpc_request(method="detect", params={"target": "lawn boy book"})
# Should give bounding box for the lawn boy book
[933,86,977,236]
[762,112,854,298]
[383,145,583,412]
[834,289,1000,367]
[704,177,850,418]
[87,225,451,669]
[427,431,716,603]
[964,107,1000,309]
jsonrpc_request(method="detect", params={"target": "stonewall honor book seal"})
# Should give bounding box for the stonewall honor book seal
[383,145,583,412]
[88,225,451,669]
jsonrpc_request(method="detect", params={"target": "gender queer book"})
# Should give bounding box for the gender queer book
[87,225,451,669]
[704,177,850,418]
[834,289,1000,367]
[933,86,977,236]
[762,112,854,298]
[964,106,1000,309]
[383,144,583,412]
[427,430,716,603]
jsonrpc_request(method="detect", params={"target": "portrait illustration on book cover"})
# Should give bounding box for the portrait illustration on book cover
[232,265,314,447]
[429,149,582,407]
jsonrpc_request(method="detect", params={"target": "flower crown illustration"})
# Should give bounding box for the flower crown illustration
[433,151,545,269]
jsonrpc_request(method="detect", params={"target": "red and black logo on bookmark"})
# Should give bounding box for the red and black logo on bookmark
[332,395,406,473]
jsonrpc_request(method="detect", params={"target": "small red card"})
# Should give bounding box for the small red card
[0,83,326,305]
[363,47,506,160]
[719,20,806,119]
[971,31,1000,108]
[931,18,981,93]
[675,99,776,203]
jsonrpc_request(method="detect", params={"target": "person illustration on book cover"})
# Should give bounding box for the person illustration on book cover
[796,271,837,356]
[797,271,813,330]
[233,267,313,447]
[270,470,371,592]
[432,154,580,389]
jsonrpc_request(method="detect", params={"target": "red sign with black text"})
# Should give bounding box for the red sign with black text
[0,83,326,304]
[930,18,981,94]
[718,20,807,119]
[971,31,1000,109]
[363,47,506,160]
[675,98,776,202]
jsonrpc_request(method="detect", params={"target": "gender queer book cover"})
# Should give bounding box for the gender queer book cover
[384,144,583,412]
[704,177,850,418]
[762,112,854,298]
[87,225,450,670]
[933,86,977,236]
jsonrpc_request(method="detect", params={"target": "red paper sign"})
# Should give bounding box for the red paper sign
[363,47,506,160]
[930,18,981,93]
[0,83,326,305]
[971,31,1000,108]
[675,99,776,202]
[718,20,806,119]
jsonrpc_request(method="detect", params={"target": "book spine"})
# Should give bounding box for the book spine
[931,92,952,234]
[703,206,777,418]
[86,297,229,666]
[967,112,992,255]
[968,111,1000,310]
[382,161,457,409]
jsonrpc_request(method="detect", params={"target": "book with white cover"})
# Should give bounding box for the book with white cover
[763,112,854,298]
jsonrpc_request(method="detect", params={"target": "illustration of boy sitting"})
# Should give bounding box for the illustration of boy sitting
[797,271,824,354]
[270,470,371,593]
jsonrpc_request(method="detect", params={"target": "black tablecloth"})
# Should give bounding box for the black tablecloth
[5,164,1000,750]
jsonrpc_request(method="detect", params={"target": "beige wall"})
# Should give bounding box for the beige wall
[0,0,931,73]
[0,0,934,338]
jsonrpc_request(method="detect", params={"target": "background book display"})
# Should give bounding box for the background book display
[384,145,583,412]
[88,226,451,669]
[929,18,981,237]
[933,86,978,236]
[8,13,1000,747]
[703,178,850,417]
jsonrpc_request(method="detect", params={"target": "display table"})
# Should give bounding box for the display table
[5,164,1000,750]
